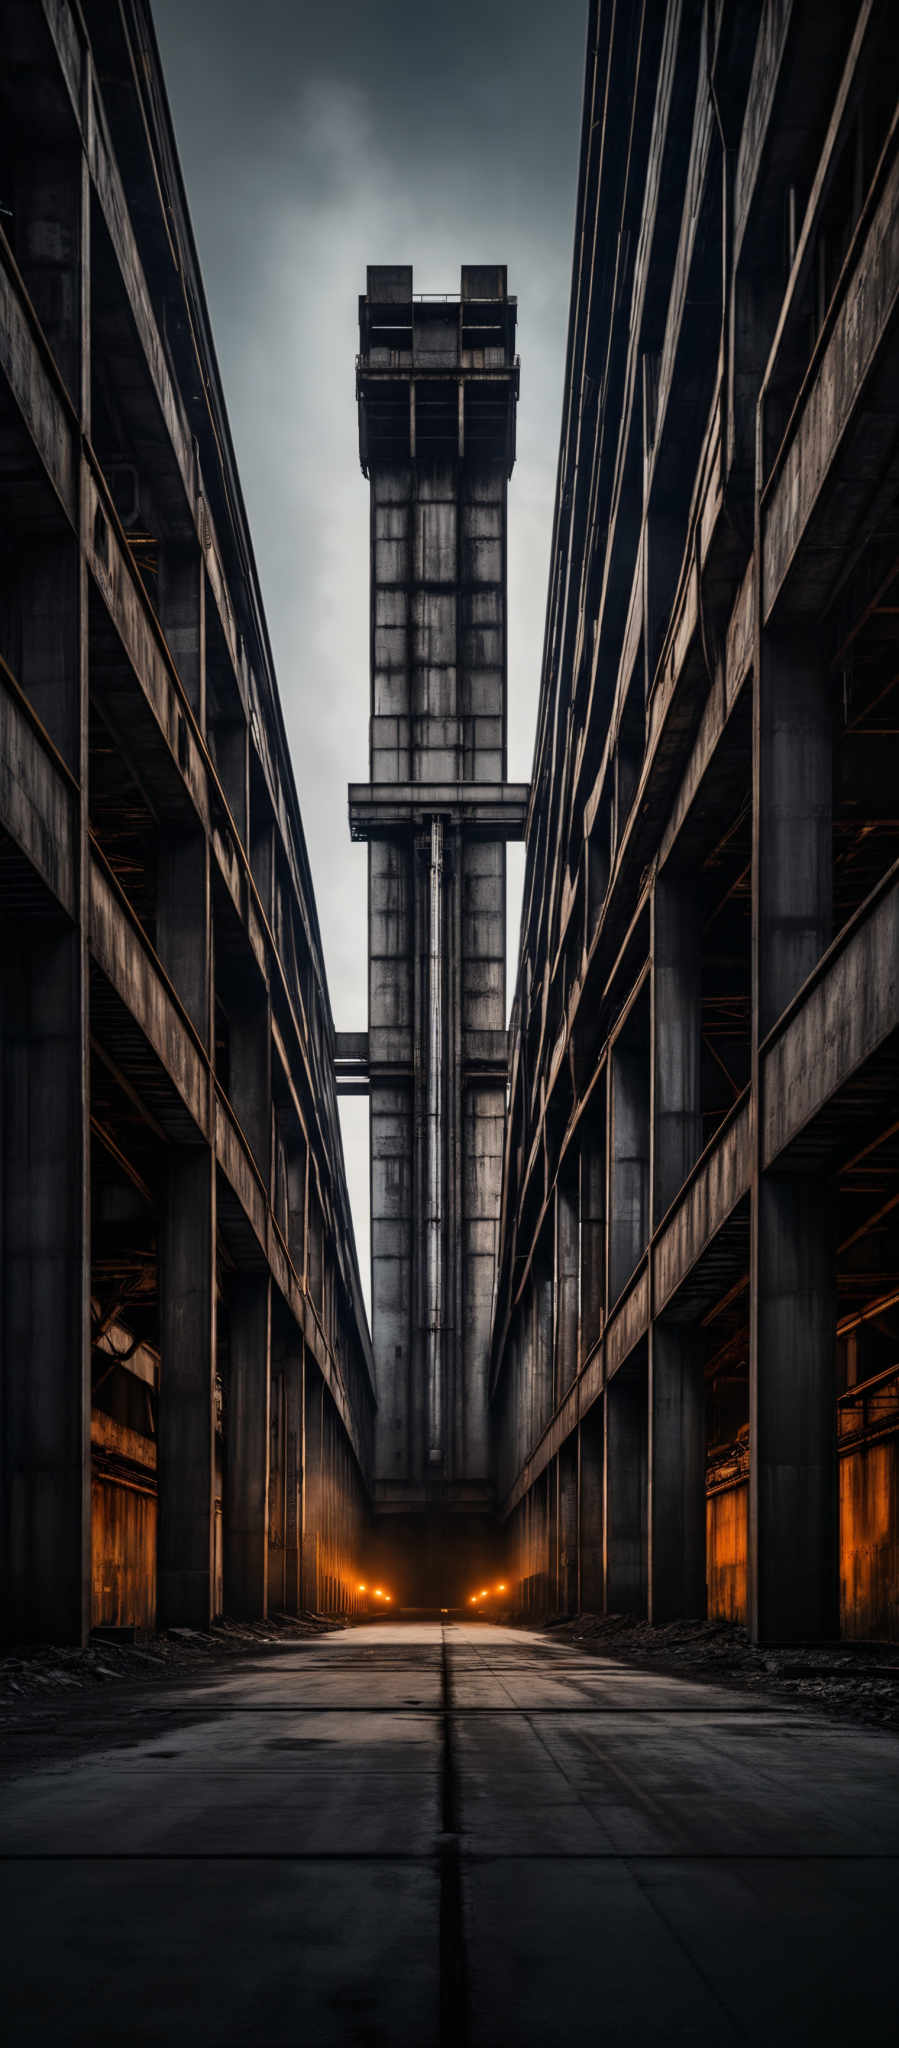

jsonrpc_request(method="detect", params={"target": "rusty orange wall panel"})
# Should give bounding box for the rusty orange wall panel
[91,1475,157,1630]
[840,1442,899,1641]
[706,1484,748,1624]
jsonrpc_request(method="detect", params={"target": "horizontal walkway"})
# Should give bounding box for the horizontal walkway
[2,1621,898,2043]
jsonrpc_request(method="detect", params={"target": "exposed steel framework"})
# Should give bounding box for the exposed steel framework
[345,266,526,1598]
[491,0,899,1644]
[0,0,374,1644]
[3,0,899,1648]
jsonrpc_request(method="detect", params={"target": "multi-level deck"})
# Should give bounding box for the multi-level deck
[0,0,373,1642]
[491,0,899,1643]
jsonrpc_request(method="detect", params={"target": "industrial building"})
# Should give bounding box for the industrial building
[491,0,899,1642]
[3,5,899,2038]
[0,0,374,1645]
[341,265,525,1599]
[3,0,899,1657]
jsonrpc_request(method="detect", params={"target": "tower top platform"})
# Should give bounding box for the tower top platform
[357,265,518,475]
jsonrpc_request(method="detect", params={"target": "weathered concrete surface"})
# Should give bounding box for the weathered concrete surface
[355,269,522,1544]
[491,1,899,1650]
[0,0,374,1644]
[2,1621,898,2044]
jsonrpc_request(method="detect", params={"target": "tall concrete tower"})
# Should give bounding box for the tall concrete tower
[347,265,526,1596]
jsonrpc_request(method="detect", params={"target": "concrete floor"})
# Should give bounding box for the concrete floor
[2,1621,898,2044]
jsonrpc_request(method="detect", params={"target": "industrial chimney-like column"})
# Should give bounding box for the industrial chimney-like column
[348,264,527,1594]
[426,814,445,1468]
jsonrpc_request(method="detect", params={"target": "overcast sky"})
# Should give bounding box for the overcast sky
[151,0,587,1301]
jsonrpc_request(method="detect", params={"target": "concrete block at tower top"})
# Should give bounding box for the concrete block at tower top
[461,265,507,300]
[367,265,413,302]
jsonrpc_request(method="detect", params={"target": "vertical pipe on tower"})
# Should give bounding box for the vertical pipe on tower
[427,815,445,1465]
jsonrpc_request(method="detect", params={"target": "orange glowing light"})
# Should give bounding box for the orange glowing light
[358,1583,367,1592]
[497,1582,506,1592]
[480,1589,489,1597]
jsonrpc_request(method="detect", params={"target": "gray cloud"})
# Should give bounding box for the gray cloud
[151,0,587,1297]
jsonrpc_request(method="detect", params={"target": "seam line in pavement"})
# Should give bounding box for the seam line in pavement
[439,1626,470,2048]
[0,1704,817,1717]
[1,1850,897,1863]
[457,1633,751,2048]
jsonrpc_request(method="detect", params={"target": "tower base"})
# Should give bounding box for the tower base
[367,1508,507,1609]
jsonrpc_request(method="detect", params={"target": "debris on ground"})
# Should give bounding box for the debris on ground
[524,1612,899,1732]
[0,1611,343,1712]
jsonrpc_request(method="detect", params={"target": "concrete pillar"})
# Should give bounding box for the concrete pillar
[519,1490,530,1612]
[531,1258,554,1451]
[15,147,85,413]
[609,1031,649,1305]
[1,931,90,1643]
[0,167,89,1634]
[251,815,275,927]
[750,1175,837,1643]
[268,1321,290,1614]
[324,1407,336,1609]
[308,1182,324,1318]
[511,1501,522,1607]
[652,873,702,1223]
[750,630,836,1643]
[268,1367,284,1612]
[528,1486,540,1614]
[648,1323,706,1622]
[157,831,210,1044]
[580,1109,605,1355]
[522,1487,533,1614]
[729,262,788,501]
[757,632,832,1037]
[518,1492,529,1612]
[303,1365,323,1612]
[210,709,249,845]
[10,536,82,770]
[558,1439,578,1613]
[531,1488,541,1615]
[223,1274,271,1619]
[579,1405,604,1612]
[644,509,682,698]
[587,810,610,933]
[318,1392,332,1610]
[554,1171,579,1400]
[283,1341,304,1612]
[539,1469,552,1611]
[158,543,205,720]
[230,974,271,1180]
[287,1128,307,1277]
[604,1362,647,1615]
[158,1149,217,1627]
[511,1320,527,1480]
[552,1458,561,1609]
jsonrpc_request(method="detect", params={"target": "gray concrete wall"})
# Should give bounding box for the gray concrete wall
[491,0,899,1642]
[357,270,520,1537]
[0,0,374,1644]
